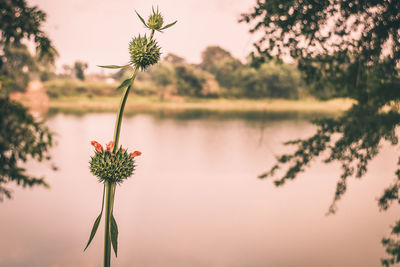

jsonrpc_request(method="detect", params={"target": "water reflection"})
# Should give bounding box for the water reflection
[0,111,397,267]
[47,107,341,121]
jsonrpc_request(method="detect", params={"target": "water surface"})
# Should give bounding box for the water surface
[0,111,398,267]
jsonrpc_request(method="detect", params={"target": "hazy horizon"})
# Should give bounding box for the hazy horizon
[28,0,259,73]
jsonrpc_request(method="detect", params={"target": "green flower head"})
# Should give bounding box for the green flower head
[135,6,177,32]
[129,35,161,70]
[147,7,164,30]
[89,141,142,183]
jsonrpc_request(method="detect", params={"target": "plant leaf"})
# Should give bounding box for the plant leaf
[116,76,134,91]
[84,185,105,252]
[135,11,148,28]
[111,214,119,257]
[97,64,129,69]
[160,21,177,30]
[84,212,102,251]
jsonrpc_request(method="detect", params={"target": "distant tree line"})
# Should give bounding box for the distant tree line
[111,46,308,100]
[36,46,309,100]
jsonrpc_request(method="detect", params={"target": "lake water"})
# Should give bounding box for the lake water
[0,110,399,267]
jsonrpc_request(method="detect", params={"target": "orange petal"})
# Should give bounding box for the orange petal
[90,141,99,147]
[106,141,114,152]
[130,150,142,158]
[95,145,103,153]
[91,140,103,153]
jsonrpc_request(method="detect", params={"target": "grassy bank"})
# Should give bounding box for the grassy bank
[48,95,353,113]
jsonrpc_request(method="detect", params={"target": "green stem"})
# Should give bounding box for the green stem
[104,27,155,267]
[104,181,116,267]
[112,66,139,152]
[105,64,139,267]
[149,29,155,41]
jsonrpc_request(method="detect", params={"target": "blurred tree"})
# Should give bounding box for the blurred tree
[150,61,175,100]
[0,97,53,200]
[74,61,88,81]
[61,64,73,78]
[111,67,126,81]
[257,60,302,99]
[174,64,219,97]
[0,0,56,200]
[0,0,58,93]
[1,44,36,91]
[234,60,303,99]
[163,53,185,65]
[175,65,203,96]
[241,0,400,265]
[209,57,242,90]
[200,46,233,73]
[150,61,175,87]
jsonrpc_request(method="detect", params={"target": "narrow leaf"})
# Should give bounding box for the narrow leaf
[84,185,106,252]
[84,212,102,251]
[160,21,177,30]
[116,76,134,91]
[111,214,119,257]
[97,64,129,69]
[135,11,148,28]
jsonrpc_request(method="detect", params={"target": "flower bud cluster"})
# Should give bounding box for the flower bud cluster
[89,141,141,183]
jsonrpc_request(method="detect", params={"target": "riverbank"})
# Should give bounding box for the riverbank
[45,95,353,113]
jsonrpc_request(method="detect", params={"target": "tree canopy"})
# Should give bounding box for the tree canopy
[74,61,88,81]
[0,0,56,200]
[241,0,400,265]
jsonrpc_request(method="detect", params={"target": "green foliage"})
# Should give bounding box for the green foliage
[98,65,129,69]
[199,46,303,99]
[232,60,303,99]
[382,220,400,266]
[74,61,88,81]
[164,53,185,65]
[242,0,400,264]
[84,206,103,251]
[39,69,56,82]
[0,0,57,62]
[175,65,203,96]
[0,0,56,200]
[45,79,119,98]
[107,46,304,99]
[210,57,242,90]
[0,0,58,93]
[110,214,119,257]
[0,97,53,200]
[150,61,175,87]
[61,47,305,100]
[257,61,303,99]
[200,46,233,73]
[174,64,220,98]
[1,44,36,92]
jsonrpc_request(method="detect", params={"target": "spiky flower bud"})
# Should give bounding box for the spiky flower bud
[89,143,141,183]
[129,35,160,70]
[147,9,164,30]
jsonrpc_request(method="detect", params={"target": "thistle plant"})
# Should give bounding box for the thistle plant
[84,7,176,267]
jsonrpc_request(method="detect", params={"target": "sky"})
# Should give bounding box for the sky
[29,0,259,73]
